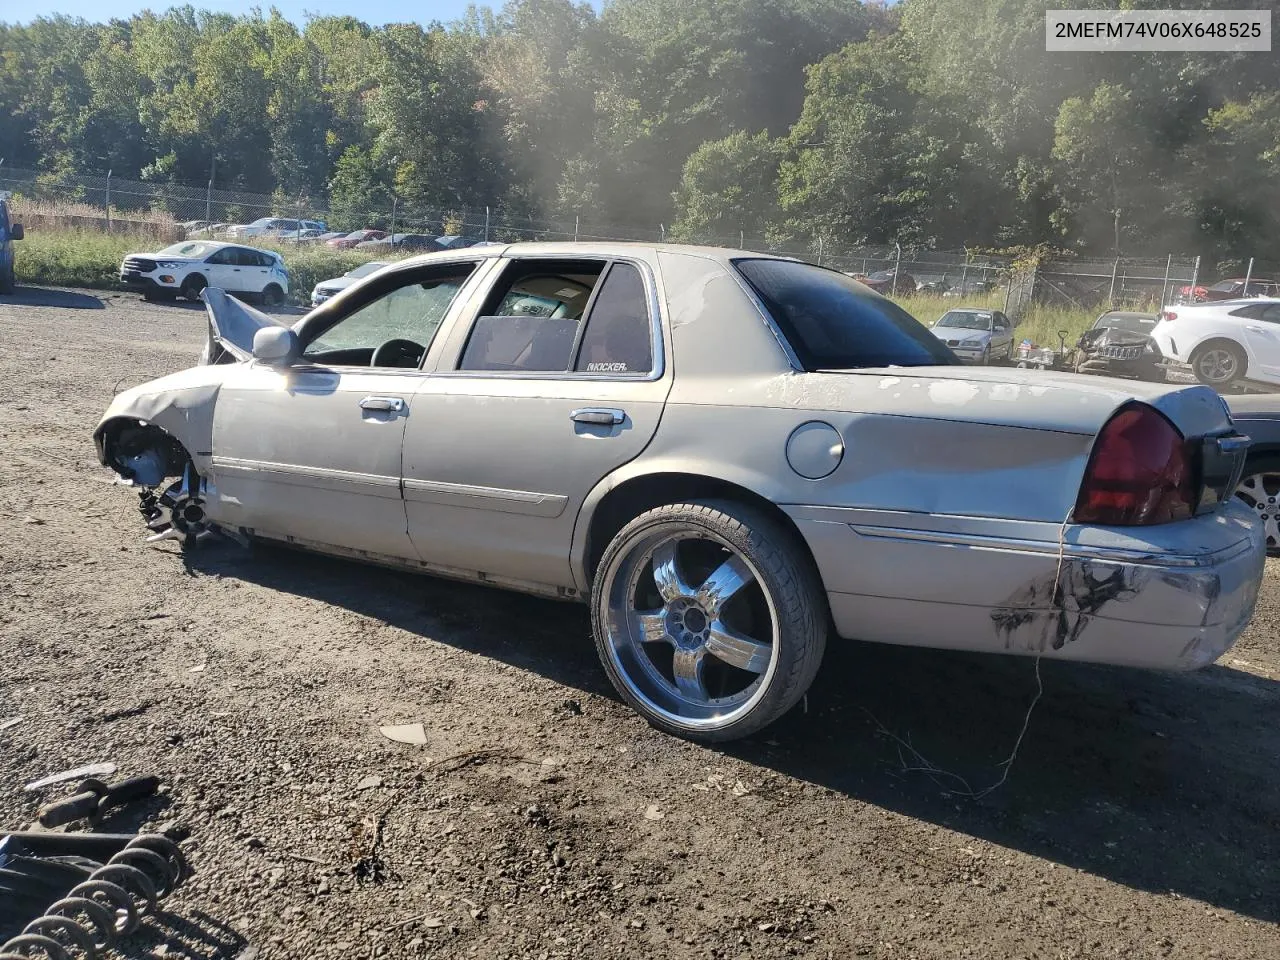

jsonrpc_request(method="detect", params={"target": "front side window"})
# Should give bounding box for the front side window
[458,259,655,375]
[303,264,476,367]
[735,258,957,370]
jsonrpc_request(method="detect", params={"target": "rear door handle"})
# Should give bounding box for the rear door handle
[1247,326,1263,333]
[570,407,625,425]
[360,396,405,412]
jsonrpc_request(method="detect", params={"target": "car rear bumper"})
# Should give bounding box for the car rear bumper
[1151,328,1188,363]
[786,502,1264,670]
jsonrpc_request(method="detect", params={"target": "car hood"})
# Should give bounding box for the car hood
[313,275,359,293]
[777,365,1233,439]
[200,287,289,364]
[931,328,990,342]
[131,253,201,263]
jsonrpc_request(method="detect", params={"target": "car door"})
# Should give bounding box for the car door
[402,254,673,589]
[1240,304,1280,379]
[991,312,1012,356]
[202,247,240,289]
[240,248,271,293]
[208,260,485,559]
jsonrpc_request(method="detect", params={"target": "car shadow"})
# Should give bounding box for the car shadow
[186,540,1280,923]
[1,286,106,309]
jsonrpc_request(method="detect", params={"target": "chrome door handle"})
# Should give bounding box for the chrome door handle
[570,407,625,425]
[360,396,405,412]
[1247,326,1263,333]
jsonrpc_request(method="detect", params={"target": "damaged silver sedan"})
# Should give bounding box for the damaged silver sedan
[95,243,1266,741]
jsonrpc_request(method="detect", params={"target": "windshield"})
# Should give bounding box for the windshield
[156,242,217,258]
[935,311,992,330]
[1095,314,1155,333]
[346,261,388,279]
[1209,281,1241,292]
[733,258,957,370]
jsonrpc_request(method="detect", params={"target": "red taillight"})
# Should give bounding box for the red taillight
[1161,310,1177,321]
[1075,403,1196,525]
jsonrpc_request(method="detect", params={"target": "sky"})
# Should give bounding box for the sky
[8,0,526,27]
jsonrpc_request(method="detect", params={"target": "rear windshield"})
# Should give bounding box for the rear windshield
[733,258,957,369]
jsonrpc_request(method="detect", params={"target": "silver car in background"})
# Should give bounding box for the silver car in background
[94,243,1264,741]
[930,308,1014,364]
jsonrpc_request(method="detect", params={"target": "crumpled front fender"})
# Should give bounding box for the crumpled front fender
[93,364,231,477]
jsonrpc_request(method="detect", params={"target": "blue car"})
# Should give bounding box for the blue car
[0,193,24,294]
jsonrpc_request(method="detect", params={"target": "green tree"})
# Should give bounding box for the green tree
[672,131,782,243]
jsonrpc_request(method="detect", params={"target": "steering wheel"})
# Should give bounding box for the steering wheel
[371,338,426,369]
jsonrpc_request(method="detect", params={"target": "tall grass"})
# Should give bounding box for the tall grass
[12,228,407,303]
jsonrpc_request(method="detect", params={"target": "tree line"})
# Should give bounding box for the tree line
[1,0,1277,268]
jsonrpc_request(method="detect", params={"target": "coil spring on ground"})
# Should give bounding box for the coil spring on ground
[0,834,189,960]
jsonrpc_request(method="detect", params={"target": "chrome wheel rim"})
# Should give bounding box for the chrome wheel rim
[601,529,779,731]
[1235,472,1280,550]
[1197,348,1237,383]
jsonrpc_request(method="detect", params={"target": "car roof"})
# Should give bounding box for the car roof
[384,241,796,269]
[165,240,275,255]
[1099,311,1156,319]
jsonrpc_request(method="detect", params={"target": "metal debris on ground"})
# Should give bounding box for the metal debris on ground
[0,717,24,733]
[38,775,161,828]
[23,763,118,792]
[0,831,191,958]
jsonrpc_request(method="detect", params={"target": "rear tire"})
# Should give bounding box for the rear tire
[0,264,14,295]
[262,283,284,307]
[1191,340,1246,387]
[180,274,207,302]
[591,499,828,742]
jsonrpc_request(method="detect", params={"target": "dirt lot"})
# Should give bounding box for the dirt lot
[1,286,1278,960]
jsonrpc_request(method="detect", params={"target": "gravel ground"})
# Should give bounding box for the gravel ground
[1,286,1278,960]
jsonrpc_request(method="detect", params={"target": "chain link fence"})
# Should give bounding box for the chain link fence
[0,164,1260,313]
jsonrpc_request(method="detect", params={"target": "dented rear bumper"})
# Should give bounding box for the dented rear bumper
[787,501,1265,670]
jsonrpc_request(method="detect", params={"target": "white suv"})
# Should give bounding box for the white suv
[1151,298,1280,388]
[120,240,289,304]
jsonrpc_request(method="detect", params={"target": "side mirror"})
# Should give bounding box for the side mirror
[11,224,23,241]
[252,326,299,365]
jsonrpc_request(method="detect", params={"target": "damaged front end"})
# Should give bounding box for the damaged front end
[94,286,277,547]
[1074,327,1164,381]
[96,420,215,546]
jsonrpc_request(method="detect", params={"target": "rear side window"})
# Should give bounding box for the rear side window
[458,258,655,375]
[574,263,653,374]
[733,258,957,370]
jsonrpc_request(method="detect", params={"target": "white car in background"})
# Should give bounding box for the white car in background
[227,217,325,240]
[928,308,1014,364]
[309,260,389,306]
[1151,298,1280,388]
[119,240,289,305]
